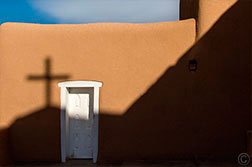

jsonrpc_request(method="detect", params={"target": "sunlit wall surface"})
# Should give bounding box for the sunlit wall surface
[0,0,179,24]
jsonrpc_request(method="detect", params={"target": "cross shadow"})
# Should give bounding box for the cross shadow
[7,57,70,163]
[27,57,69,107]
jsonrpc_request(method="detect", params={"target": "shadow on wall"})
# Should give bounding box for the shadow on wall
[27,57,69,107]
[0,57,70,164]
[0,128,11,165]
[0,0,251,165]
[180,0,199,22]
[98,0,251,162]
[9,106,61,162]
[0,107,63,164]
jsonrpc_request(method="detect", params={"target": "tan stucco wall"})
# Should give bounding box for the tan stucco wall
[0,19,195,163]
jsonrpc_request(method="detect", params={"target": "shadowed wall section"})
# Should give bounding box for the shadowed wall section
[0,128,11,165]
[99,1,251,162]
[190,0,251,156]
[99,51,194,161]
[180,0,199,21]
[181,0,251,157]
[9,107,61,162]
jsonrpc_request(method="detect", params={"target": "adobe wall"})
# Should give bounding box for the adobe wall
[0,0,250,164]
[0,20,195,163]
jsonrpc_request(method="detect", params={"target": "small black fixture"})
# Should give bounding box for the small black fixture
[189,59,197,71]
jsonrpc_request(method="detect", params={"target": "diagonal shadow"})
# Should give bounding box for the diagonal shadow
[98,0,251,163]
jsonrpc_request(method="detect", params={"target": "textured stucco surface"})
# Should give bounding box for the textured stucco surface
[0,19,195,163]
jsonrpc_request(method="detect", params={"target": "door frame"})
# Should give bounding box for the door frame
[58,81,102,163]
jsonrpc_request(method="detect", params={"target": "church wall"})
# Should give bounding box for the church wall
[0,19,195,163]
[0,0,250,164]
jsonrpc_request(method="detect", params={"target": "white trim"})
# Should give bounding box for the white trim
[58,81,102,163]
[60,87,67,163]
[58,81,102,88]
[93,87,100,163]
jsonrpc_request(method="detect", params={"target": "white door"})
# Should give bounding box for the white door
[68,88,93,159]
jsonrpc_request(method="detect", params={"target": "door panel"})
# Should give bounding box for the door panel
[68,88,93,159]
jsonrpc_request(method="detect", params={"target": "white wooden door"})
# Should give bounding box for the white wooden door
[68,89,93,159]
